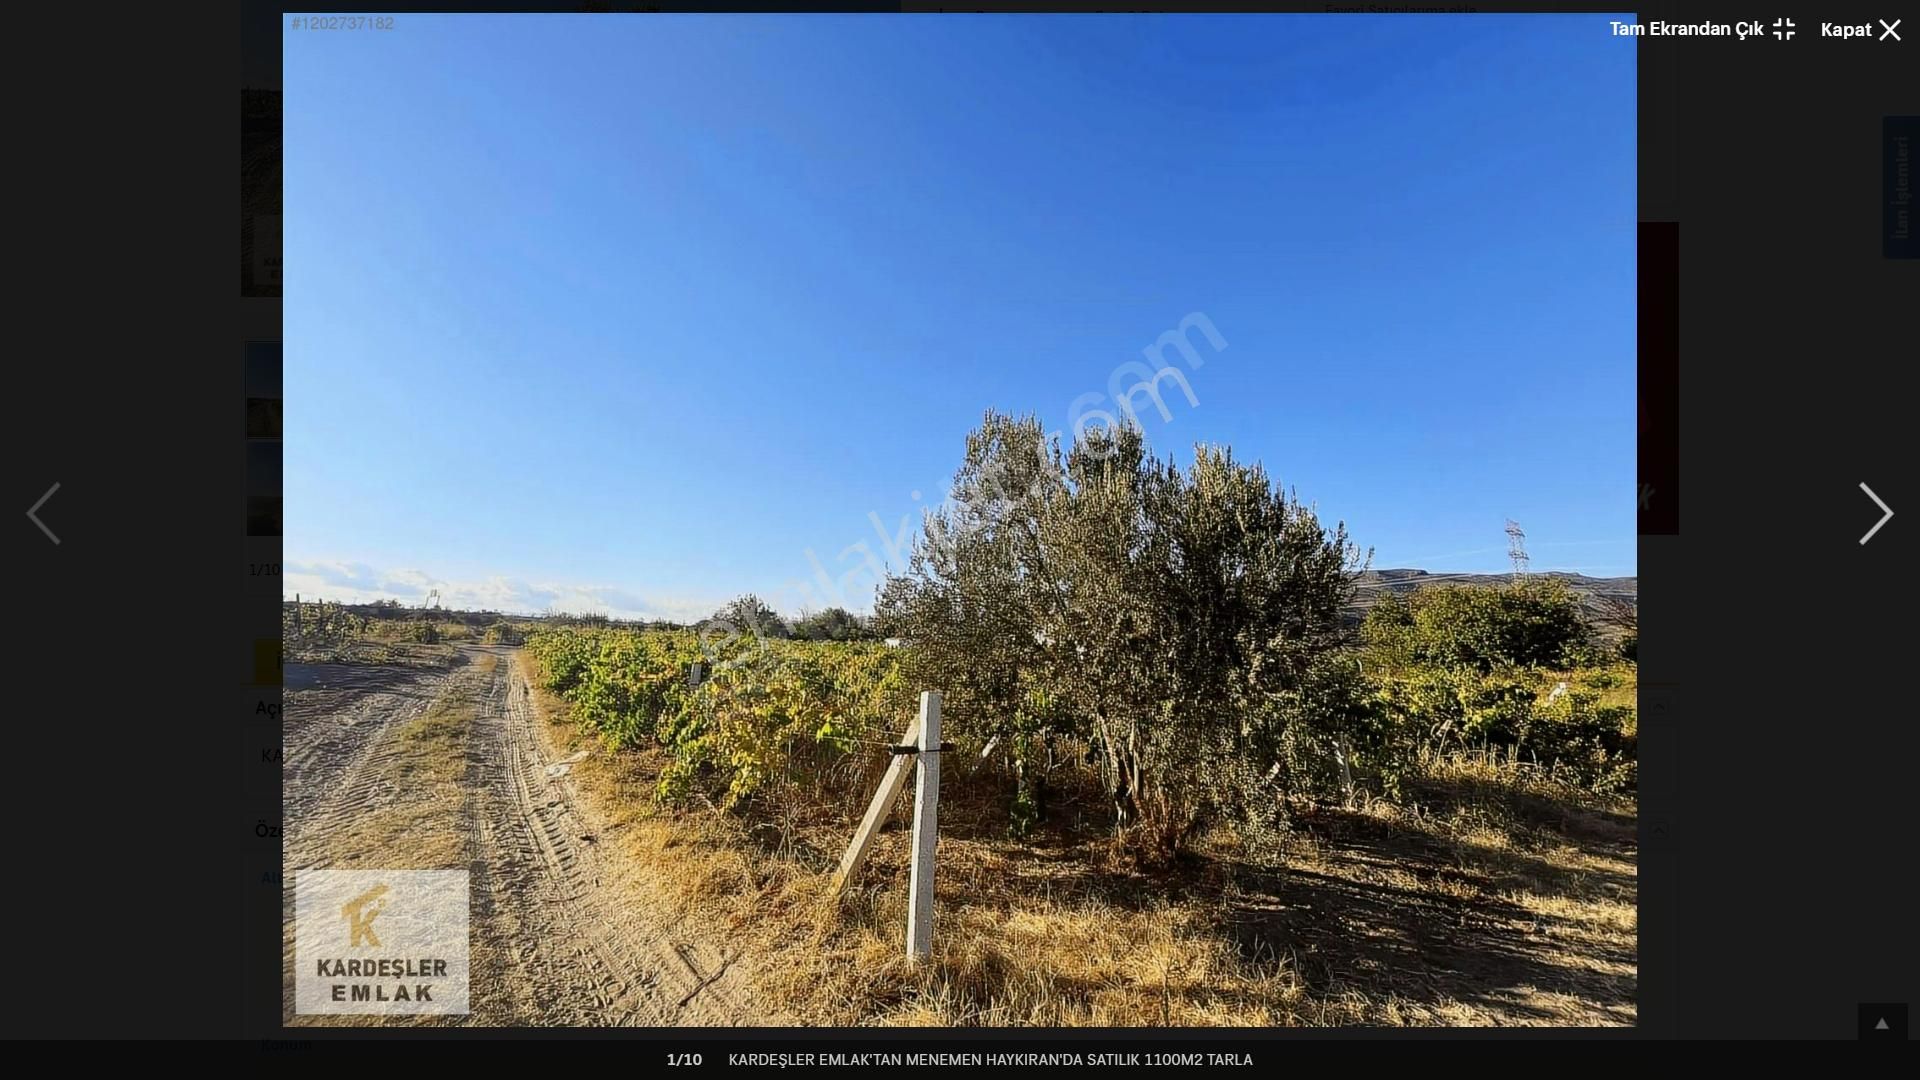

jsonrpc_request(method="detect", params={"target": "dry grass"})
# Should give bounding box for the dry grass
[317,655,497,870]
[515,654,1634,1027]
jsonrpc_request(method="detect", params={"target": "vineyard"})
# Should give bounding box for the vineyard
[526,630,910,811]
[525,607,1635,842]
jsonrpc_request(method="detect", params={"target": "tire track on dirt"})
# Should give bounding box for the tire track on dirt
[284,645,752,1026]
[283,662,456,870]
[462,649,654,1024]
[472,646,750,1025]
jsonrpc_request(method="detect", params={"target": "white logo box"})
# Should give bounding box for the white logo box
[294,869,470,1015]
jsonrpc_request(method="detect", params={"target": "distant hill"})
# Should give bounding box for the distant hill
[1347,568,1637,631]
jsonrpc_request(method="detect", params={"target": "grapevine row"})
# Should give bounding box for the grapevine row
[526,628,911,807]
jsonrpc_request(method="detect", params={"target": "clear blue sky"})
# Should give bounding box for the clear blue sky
[285,14,1635,621]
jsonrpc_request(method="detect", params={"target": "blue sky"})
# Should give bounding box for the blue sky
[285,14,1635,621]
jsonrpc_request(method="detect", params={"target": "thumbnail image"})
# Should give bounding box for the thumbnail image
[248,495,282,537]
[283,15,1637,1028]
[248,397,283,440]
[246,341,282,438]
[248,441,282,496]
[243,90,282,297]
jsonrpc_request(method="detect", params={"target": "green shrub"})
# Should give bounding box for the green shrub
[1254,656,1406,809]
[1529,691,1637,792]
[1362,579,1595,673]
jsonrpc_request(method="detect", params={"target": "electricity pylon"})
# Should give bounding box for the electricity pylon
[1505,520,1530,579]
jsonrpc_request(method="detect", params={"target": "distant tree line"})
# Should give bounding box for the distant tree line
[695,594,880,643]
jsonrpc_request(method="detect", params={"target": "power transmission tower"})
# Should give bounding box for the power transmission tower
[1505,520,1530,579]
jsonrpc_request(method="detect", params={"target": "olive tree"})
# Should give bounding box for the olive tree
[790,606,877,642]
[876,414,1069,834]
[703,594,790,641]
[881,411,1366,860]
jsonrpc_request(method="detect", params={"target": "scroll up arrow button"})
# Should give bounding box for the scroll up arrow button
[1859,483,1893,545]
[26,483,59,545]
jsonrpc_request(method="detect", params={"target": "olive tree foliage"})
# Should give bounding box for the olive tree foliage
[878,411,1368,860]
[875,413,1069,836]
[702,594,790,641]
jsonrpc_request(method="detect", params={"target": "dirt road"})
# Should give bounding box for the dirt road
[283,645,749,1026]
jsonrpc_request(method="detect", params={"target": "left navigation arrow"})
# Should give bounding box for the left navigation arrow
[26,482,59,545]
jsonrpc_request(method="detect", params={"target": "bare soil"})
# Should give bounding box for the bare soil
[282,644,759,1026]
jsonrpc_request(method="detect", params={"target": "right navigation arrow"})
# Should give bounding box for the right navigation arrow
[1859,483,1894,546]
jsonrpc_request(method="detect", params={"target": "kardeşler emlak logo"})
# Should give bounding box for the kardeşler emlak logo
[294,869,470,1015]
[343,884,388,947]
